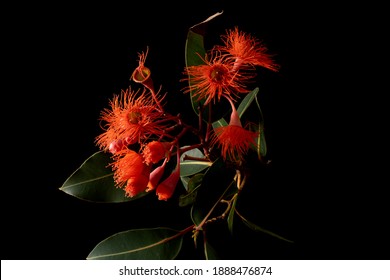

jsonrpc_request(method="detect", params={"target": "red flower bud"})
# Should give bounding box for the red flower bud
[147,163,166,192]
[155,166,180,201]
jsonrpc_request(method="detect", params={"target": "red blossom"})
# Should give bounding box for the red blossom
[110,149,151,197]
[95,87,168,152]
[142,141,171,165]
[211,98,258,162]
[217,27,280,72]
[182,54,249,105]
[124,164,151,197]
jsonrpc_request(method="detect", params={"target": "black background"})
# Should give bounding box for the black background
[3,1,388,260]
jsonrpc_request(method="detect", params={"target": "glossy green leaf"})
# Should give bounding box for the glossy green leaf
[248,122,267,160]
[186,173,204,192]
[204,240,219,260]
[180,147,205,160]
[185,12,223,116]
[87,227,184,260]
[185,30,206,115]
[254,95,267,158]
[212,117,228,129]
[59,151,147,203]
[237,87,260,118]
[236,210,294,243]
[227,194,238,234]
[191,158,235,226]
[180,176,190,191]
[180,148,211,177]
[178,174,204,207]
[244,90,267,159]
[180,161,212,177]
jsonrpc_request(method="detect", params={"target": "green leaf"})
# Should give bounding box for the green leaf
[180,147,211,177]
[236,210,294,243]
[191,158,235,226]
[180,147,205,160]
[258,123,267,158]
[248,122,267,159]
[180,176,190,191]
[204,240,219,260]
[255,95,267,158]
[212,117,228,129]
[180,161,212,177]
[186,173,204,192]
[237,87,260,118]
[87,227,184,260]
[185,12,223,116]
[185,30,206,115]
[59,151,147,203]
[178,174,204,207]
[227,195,238,234]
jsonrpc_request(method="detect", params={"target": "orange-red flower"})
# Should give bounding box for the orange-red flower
[211,98,258,162]
[111,149,151,197]
[147,161,166,192]
[213,125,258,162]
[142,141,171,165]
[124,166,150,198]
[95,87,168,153]
[217,27,280,72]
[182,54,249,105]
[155,165,180,201]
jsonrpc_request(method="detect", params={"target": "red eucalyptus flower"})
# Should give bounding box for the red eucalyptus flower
[217,27,280,72]
[211,97,258,162]
[95,87,168,153]
[182,53,249,105]
[142,141,171,165]
[111,150,151,197]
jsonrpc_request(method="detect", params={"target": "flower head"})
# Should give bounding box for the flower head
[211,98,258,162]
[95,87,168,152]
[110,149,151,197]
[142,141,171,165]
[182,53,249,105]
[217,27,280,72]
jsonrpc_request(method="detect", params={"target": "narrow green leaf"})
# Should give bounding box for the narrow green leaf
[179,147,211,177]
[180,147,205,160]
[248,122,267,159]
[180,176,190,191]
[187,173,204,192]
[179,185,201,207]
[212,117,228,129]
[185,30,206,115]
[254,95,267,158]
[180,161,212,177]
[227,195,238,234]
[236,210,294,243]
[204,240,219,260]
[254,93,265,121]
[191,158,235,226]
[259,123,267,158]
[60,151,146,203]
[178,174,204,207]
[87,227,184,260]
[237,87,260,118]
[185,12,223,116]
